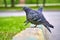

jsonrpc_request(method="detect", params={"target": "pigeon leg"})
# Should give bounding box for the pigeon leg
[31,25,37,28]
[24,20,29,26]
[24,20,27,23]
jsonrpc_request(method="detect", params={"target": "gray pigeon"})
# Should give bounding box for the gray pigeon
[23,7,54,33]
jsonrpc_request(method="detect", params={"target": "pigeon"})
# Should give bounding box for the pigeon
[23,7,54,33]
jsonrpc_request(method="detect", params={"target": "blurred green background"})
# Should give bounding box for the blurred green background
[0,0,60,40]
[0,0,60,10]
[0,0,60,4]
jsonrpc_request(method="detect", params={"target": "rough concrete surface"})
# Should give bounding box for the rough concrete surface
[12,28,45,40]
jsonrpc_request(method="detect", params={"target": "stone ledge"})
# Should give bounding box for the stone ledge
[12,28,45,40]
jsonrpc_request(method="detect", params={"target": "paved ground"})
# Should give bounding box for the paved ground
[0,10,60,40]
[0,11,26,17]
[43,11,60,40]
[16,4,60,7]
[2,4,60,7]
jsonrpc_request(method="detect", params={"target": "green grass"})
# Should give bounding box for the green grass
[0,6,60,11]
[30,6,60,10]
[44,6,60,10]
[0,16,30,40]
[0,7,23,11]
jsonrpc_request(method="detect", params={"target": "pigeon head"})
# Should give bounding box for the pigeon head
[23,7,31,13]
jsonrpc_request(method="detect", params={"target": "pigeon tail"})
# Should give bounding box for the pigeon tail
[43,24,52,33]
[43,21,54,33]
[45,21,54,28]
